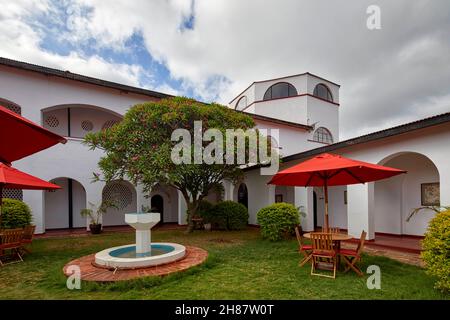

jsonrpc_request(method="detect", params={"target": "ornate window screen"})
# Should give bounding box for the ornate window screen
[102,120,119,130]
[45,115,60,128]
[5,104,22,115]
[2,189,23,201]
[81,120,94,132]
[102,181,133,210]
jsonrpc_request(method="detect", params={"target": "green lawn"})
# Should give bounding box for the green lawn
[0,228,447,300]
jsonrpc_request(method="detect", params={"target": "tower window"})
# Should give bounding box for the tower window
[313,127,333,144]
[313,84,333,102]
[263,82,298,101]
[235,96,248,110]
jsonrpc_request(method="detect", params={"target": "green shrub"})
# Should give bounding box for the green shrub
[207,201,249,230]
[257,202,300,241]
[197,200,214,222]
[421,210,450,292]
[1,198,32,229]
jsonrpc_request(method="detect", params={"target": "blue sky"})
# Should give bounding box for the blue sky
[1,0,449,139]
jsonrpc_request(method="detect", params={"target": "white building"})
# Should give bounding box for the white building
[1,57,448,240]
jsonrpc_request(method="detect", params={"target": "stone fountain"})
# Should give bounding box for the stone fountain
[95,212,186,269]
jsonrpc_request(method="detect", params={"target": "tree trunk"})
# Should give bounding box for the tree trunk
[184,198,199,234]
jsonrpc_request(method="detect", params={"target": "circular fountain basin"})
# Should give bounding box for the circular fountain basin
[95,242,186,269]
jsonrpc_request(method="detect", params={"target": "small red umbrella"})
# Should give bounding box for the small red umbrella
[268,153,406,231]
[0,105,67,164]
[0,163,61,225]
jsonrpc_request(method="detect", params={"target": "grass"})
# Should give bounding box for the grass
[0,228,447,300]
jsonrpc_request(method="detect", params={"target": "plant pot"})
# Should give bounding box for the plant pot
[89,224,102,234]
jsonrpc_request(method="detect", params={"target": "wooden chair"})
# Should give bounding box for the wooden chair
[339,230,367,276]
[295,226,312,267]
[0,228,24,266]
[330,227,340,234]
[20,225,36,254]
[320,227,340,233]
[310,232,337,279]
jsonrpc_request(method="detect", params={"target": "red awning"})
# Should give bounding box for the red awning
[0,163,61,190]
[268,153,406,187]
[0,105,67,164]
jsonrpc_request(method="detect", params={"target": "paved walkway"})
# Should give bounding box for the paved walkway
[341,242,423,267]
[63,246,208,282]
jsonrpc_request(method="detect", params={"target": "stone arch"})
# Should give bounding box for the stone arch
[149,184,179,223]
[41,104,123,138]
[374,151,440,236]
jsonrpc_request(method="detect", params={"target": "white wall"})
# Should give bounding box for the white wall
[0,65,158,233]
[375,153,439,236]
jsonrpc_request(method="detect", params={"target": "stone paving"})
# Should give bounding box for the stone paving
[63,246,208,282]
[341,242,424,267]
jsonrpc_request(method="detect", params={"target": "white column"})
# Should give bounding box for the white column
[294,187,314,231]
[439,168,450,207]
[347,183,375,239]
[23,190,44,234]
[222,180,234,201]
[177,190,188,225]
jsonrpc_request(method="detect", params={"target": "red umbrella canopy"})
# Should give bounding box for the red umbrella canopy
[269,153,406,187]
[0,163,61,190]
[0,105,67,164]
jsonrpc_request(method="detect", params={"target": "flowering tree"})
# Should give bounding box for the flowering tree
[84,97,260,232]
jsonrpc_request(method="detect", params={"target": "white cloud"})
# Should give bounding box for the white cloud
[1,0,449,139]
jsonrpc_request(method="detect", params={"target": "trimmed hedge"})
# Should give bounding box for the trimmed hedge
[421,210,450,292]
[197,200,214,222]
[201,201,248,230]
[1,198,32,229]
[257,202,300,241]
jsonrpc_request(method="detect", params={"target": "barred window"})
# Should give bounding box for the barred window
[263,82,297,100]
[313,127,333,144]
[313,84,333,102]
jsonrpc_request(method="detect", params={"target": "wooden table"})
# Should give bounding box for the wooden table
[303,232,353,268]
[303,232,352,241]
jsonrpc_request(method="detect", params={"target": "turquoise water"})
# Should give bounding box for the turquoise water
[110,244,175,258]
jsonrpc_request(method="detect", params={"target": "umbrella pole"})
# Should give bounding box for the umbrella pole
[323,182,329,233]
[0,185,3,227]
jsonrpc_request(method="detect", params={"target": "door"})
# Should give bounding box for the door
[151,195,164,223]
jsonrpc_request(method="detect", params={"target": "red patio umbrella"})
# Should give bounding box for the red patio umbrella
[0,163,61,225]
[268,153,406,231]
[0,105,67,164]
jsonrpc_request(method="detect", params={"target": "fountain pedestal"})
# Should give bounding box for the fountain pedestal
[125,213,160,254]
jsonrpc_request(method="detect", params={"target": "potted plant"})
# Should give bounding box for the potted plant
[80,200,118,234]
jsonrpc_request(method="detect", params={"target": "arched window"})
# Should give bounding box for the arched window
[263,82,297,101]
[237,183,248,208]
[0,98,21,115]
[313,84,333,102]
[235,96,248,111]
[313,127,333,144]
